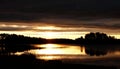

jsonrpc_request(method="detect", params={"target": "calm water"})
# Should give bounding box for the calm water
[14,44,120,61]
[1,43,120,67]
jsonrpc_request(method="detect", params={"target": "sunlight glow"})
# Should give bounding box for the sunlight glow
[111,35,120,39]
[38,32,88,39]
[0,22,120,39]
[44,32,55,39]
[35,44,62,48]
[0,30,120,39]
[0,31,87,39]
[34,26,61,30]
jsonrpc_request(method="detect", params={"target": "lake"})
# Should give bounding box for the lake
[13,44,120,67]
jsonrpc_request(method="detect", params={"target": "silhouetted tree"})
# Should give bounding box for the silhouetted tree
[85,32,96,40]
[85,32,111,40]
[0,33,9,40]
[75,32,118,44]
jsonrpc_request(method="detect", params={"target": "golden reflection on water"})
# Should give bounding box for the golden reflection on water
[13,44,120,60]
[29,44,86,55]
[36,56,62,60]
[14,52,24,55]
[27,44,87,60]
[109,51,120,55]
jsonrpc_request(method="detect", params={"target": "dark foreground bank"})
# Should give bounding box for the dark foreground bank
[0,54,117,69]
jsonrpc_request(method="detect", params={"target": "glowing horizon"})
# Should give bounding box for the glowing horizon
[0,31,120,39]
[0,23,120,39]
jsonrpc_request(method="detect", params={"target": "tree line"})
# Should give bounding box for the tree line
[75,32,119,44]
[0,32,119,44]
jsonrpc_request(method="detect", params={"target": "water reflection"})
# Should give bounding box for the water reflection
[35,44,62,48]
[37,56,62,60]
[85,45,120,56]
[10,44,120,60]
[28,44,86,55]
[85,48,107,56]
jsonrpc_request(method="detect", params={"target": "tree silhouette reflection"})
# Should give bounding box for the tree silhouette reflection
[85,48,107,56]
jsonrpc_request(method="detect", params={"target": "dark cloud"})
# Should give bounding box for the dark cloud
[0,0,120,34]
[37,17,120,30]
[1,0,120,10]
[0,0,120,18]
[0,26,31,31]
[0,17,120,33]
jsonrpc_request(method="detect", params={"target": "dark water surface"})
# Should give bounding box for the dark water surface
[1,44,120,68]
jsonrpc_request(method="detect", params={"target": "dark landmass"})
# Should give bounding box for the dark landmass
[0,32,119,57]
[0,32,119,69]
[0,54,117,69]
[0,32,119,45]
[0,32,119,56]
[75,32,120,45]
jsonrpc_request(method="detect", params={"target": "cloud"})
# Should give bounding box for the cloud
[0,0,120,39]
[38,17,120,30]
[0,10,120,34]
[0,27,29,31]
[1,0,120,22]
[0,24,32,31]
[0,17,120,33]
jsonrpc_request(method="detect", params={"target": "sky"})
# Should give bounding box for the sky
[0,0,120,39]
